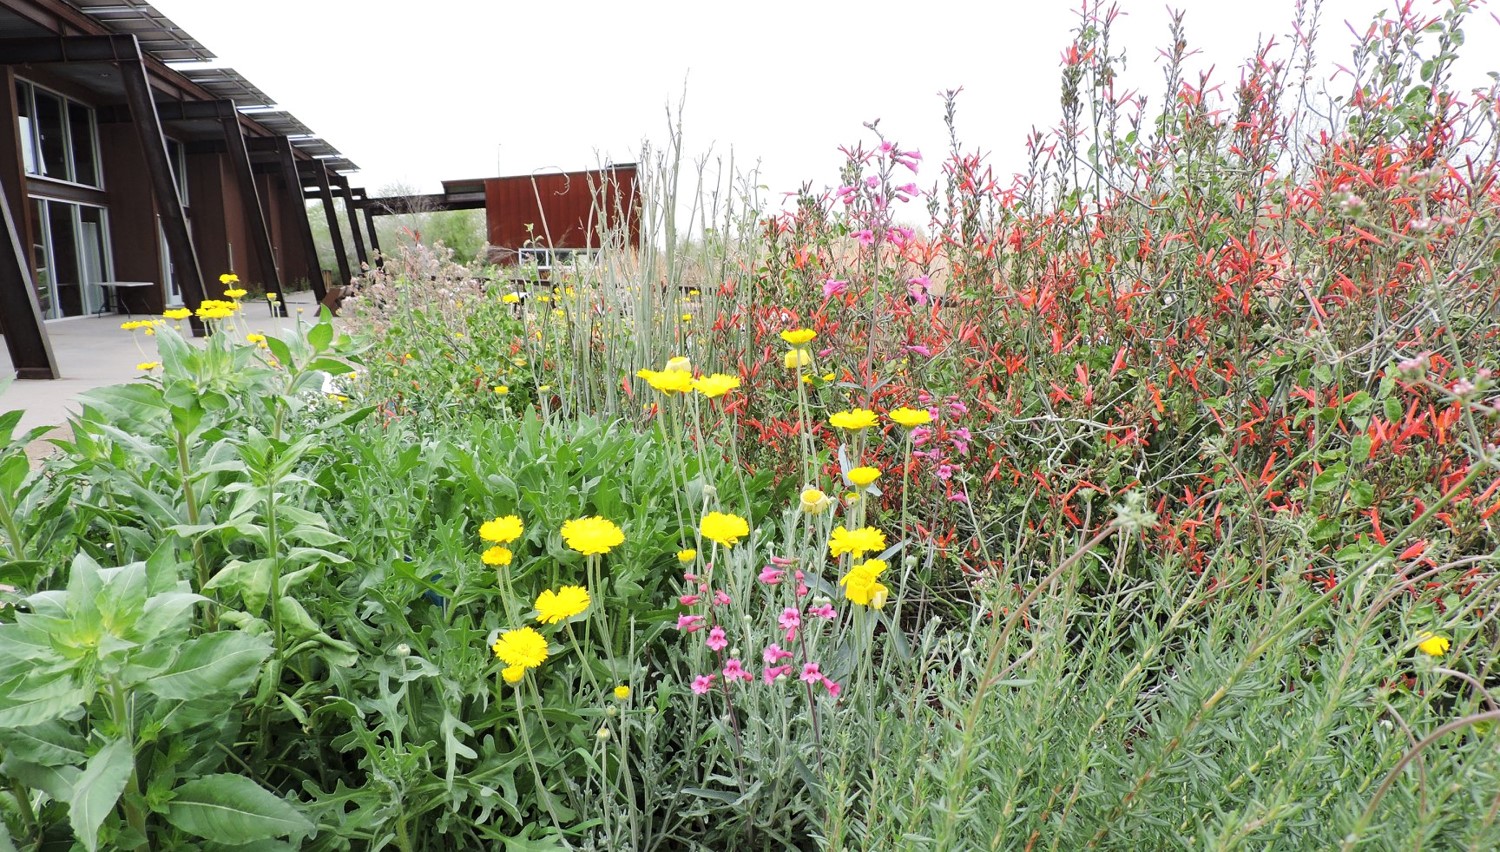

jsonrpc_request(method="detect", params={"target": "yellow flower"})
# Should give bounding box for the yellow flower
[681,313,692,322]
[692,373,740,399]
[847,466,881,488]
[538,295,551,303]
[266,292,279,301]
[164,308,191,320]
[613,684,631,701]
[799,487,831,515]
[637,368,694,394]
[553,309,565,318]
[780,328,816,347]
[120,320,142,331]
[888,407,933,428]
[1416,632,1450,657]
[502,665,526,684]
[840,558,890,607]
[561,516,625,556]
[829,408,878,430]
[481,546,513,567]
[493,385,509,395]
[677,548,697,563]
[700,512,750,547]
[512,356,526,366]
[492,626,549,669]
[480,515,524,544]
[535,585,591,624]
[223,288,248,299]
[136,361,161,371]
[665,356,692,373]
[246,333,266,344]
[829,525,887,559]
[784,349,813,370]
[502,293,521,304]
[688,288,701,296]
[537,384,552,393]
[219,273,240,285]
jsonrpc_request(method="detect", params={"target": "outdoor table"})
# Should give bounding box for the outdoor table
[95,281,156,317]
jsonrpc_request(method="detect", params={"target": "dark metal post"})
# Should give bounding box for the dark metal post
[218,103,282,297]
[313,165,351,287]
[119,47,208,337]
[336,175,367,269]
[360,193,383,268]
[275,137,325,302]
[0,178,58,379]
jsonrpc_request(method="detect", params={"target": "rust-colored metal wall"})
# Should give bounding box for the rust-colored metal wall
[484,166,639,253]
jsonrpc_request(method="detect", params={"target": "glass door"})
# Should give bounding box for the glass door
[30,198,111,318]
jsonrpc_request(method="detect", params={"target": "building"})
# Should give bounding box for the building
[1,0,376,379]
[368,164,640,270]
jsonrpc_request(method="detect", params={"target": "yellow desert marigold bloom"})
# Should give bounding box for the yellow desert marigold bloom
[492,626,549,669]
[501,665,526,684]
[780,328,817,347]
[479,515,524,544]
[888,406,933,428]
[493,385,509,395]
[502,292,521,304]
[636,368,694,394]
[219,273,239,285]
[223,288,248,299]
[534,585,590,624]
[784,349,813,370]
[613,684,631,700]
[163,307,191,320]
[847,466,881,487]
[677,548,697,563]
[136,361,161,371]
[840,558,890,608]
[481,546,513,567]
[562,516,625,555]
[829,525,887,559]
[665,356,692,373]
[829,408,878,430]
[700,511,750,547]
[692,373,740,398]
[246,333,266,344]
[800,487,831,515]
[1416,632,1450,657]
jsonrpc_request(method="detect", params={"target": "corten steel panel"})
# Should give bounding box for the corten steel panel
[98,121,166,314]
[484,167,639,252]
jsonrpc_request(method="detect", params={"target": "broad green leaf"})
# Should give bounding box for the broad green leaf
[69,737,133,852]
[0,757,80,801]
[144,632,272,700]
[0,720,87,767]
[205,559,276,614]
[0,673,90,728]
[164,774,314,844]
[306,321,333,353]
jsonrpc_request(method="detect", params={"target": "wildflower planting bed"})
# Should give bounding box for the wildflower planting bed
[4,3,1500,850]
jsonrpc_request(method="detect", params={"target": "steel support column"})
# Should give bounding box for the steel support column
[0,178,58,379]
[275,137,326,302]
[216,102,282,298]
[313,165,351,287]
[335,175,368,269]
[359,191,383,268]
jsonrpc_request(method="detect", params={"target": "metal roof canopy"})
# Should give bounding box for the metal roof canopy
[69,0,215,63]
[242,110,314,137]
[179,67,274,109]
[319,156,360,174]
[290,137,340,158]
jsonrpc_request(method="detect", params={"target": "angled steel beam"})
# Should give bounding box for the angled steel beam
[335,175,367,269]
[356,188,383,268]
[0,177,58,379]
[312,163,351,287]
[274,137,325,302]
[215,101,283,298]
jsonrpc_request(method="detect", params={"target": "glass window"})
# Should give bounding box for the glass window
[33,90,68,181]
[68,102,98,187]
[16,82,37,176]
[29,198,51,314]
[166,138,188,205]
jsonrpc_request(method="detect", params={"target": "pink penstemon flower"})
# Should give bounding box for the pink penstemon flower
[678,594,701,607]
[763,643,794,664]
[795,570,810,598]
[822,278,848,298]
[713,589,732,606]
[691,674,715,695]
[808,603,837,621]
[852,230,875,247]
[758,565,785,585]
[676,614,705,632]
[722,659,753,683]
[779,606,802,641]
[706,625,728,652]
[800,662,824,684]
[763,664,792,684]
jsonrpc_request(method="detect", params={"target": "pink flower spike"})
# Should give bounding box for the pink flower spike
[822,278,848,298]
[906,344,933,357]
[706,626,728,652]
[682,572,697,582]
[691,674,715,695]
[809,603,837,621]
[852,230,875,247]
[723,659,753,683]
[713,589,732,606]
[897,182,920,197]
[678,594,701,607]
[822,676,842,699]
[769,555,796,567]
[763,664,792,684]
[800,662,823,684]
[676,614,705,633]
[865,175,880,188]
[758,566,785,586]
[817,347,834,358]
[778,607,802,641]
[763,643,794,664]
[950,490,970,504]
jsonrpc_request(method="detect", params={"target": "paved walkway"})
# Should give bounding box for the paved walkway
[1,291,324,446]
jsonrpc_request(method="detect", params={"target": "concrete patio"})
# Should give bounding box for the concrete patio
[1,290,324,445]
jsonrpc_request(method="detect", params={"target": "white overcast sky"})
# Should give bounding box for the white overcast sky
[150,0,1499,207]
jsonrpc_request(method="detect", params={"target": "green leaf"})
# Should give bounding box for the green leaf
[144,632,272,701]
[69,737,133,852]
[0,673,90,728]
[205,559,276,614]
[0,720,87,767]
[307,321,333,353]
[164,774,314,844]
